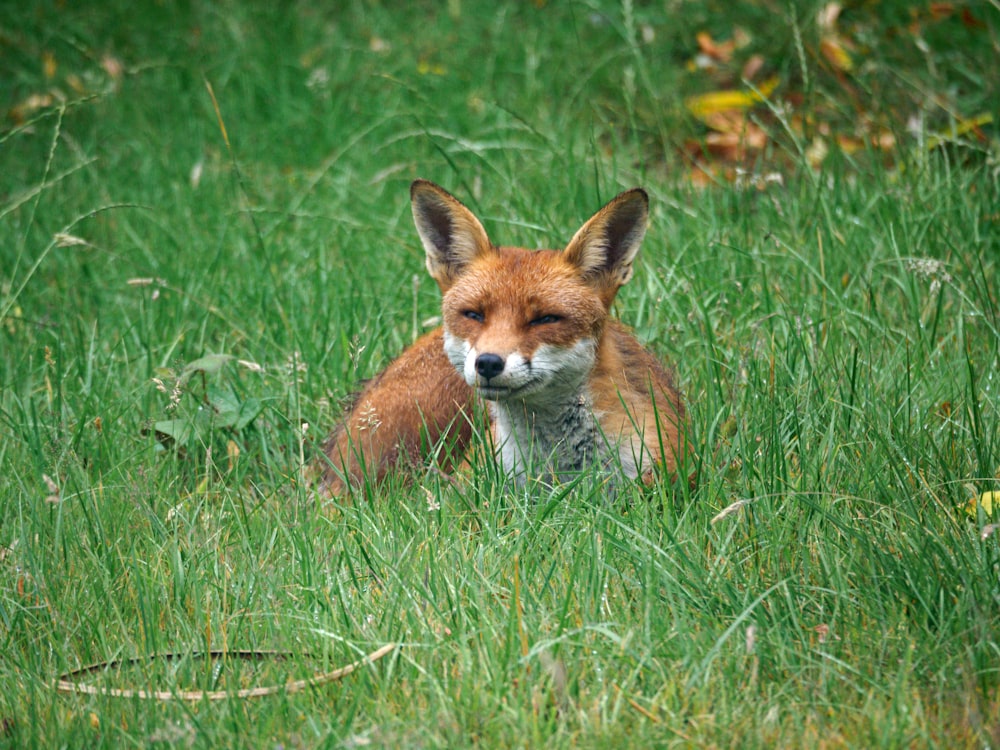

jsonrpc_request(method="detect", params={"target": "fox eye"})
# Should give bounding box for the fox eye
[529,314,561,326]
[463,310,485,323]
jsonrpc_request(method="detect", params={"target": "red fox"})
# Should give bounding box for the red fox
[321,180,689,495]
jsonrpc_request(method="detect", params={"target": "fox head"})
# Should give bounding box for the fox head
[411,180,649,404]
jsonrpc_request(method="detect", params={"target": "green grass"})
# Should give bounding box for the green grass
[2,0,999,747]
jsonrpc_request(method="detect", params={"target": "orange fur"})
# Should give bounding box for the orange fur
[320,329,475,497]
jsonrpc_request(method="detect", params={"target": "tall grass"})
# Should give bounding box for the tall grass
[2,0,998,747]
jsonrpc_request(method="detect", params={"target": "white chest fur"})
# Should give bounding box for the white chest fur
[490,390,644,486]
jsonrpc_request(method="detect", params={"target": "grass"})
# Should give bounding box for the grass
[2,0,999,746]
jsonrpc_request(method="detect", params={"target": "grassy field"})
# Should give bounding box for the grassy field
[2,1,999,747]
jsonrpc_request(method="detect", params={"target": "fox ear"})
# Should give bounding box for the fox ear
[411,180,494,292]
[563,188,649,289]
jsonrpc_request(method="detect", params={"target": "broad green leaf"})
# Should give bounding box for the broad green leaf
[154,419,194,445]
[181,353,234,379]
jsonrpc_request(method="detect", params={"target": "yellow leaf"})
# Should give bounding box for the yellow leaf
[685,76,779,121]
[927,113,993,150]
[966,490,998,516]
[417,60,447,76]
[226,440,240,471]
[43,51,57,79]
[66,74,86,94]
[820,36,853,72]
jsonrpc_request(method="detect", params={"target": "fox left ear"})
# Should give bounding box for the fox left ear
[563,188,649,289]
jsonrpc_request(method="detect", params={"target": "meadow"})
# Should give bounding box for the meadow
[2,1,998,747]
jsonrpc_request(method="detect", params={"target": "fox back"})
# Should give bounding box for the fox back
[321,181,689,494]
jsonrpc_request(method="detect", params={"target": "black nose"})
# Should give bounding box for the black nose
[475,353,505,380]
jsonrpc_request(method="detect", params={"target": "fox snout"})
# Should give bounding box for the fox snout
[474,352,505,381]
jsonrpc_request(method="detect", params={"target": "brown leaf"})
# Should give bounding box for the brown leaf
[42,51,57,79]
[686,164,715,188]
[806,137,829,168]
[698,109,747,134]
[961,8,986,29]
[817,3,843,32]
[836,134,864,153]
[741,54,765,82]
[696,31,735,63]
[875,130,896,150]
[704,124,768,159]
[814,623,830,643]
[820,37,853,72]
[43,473,61,504]
[8,93,54,124]
[66,74,86,94]
[929,3,955,21]
[101,54,124,82]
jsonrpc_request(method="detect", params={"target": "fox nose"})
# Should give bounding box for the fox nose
[475,353,505,380]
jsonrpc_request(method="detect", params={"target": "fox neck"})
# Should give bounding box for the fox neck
[489,373,602,485]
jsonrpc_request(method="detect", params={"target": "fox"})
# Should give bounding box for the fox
[320,180,690,495]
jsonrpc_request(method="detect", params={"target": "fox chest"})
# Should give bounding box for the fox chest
[490,394,640,485]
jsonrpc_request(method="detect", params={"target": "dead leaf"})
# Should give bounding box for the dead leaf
[42,51,57,79]
[820,37,853,72]
[705,127,767,159]
[226,440,240,471]
[741,54,765,82]
[686,165,715,188]
[928,3,955,21]
[875,130,896,150]
[817,3,843,32]
[8,93,54,124]
[43,473,61,504]
[966,491,998,517]
[926,113,993,150]
[696,31,735,63]
[813,623,839,643]
[836,128,895,154]
[836,134,864,153]
[101,54,124,82]
[806,137,829,168]
[961,8,986,29]
[66,74,86,94]
[685,76,779,122]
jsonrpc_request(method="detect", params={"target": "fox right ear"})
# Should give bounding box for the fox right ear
[411,180,494,292]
